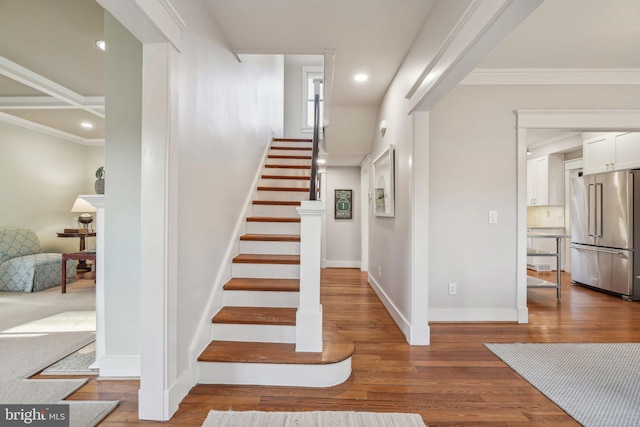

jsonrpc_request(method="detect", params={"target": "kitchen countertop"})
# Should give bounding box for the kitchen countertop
[527,233,571,238]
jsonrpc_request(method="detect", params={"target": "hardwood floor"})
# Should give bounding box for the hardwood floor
[62,268,640,426]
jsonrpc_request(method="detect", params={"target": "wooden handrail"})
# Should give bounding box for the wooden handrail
[309,93,320,200]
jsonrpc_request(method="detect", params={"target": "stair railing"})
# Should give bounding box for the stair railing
[309,80,321,201]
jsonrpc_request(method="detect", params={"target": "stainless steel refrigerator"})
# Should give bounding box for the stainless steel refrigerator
[571,170,640,300]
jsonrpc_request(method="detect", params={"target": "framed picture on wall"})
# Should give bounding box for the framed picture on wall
[334,189,353,219]
[373,144,395,217]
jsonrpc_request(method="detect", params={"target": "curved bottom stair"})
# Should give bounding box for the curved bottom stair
[197,330,354,387]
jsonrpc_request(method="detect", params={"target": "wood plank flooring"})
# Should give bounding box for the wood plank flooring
[58,269,640,426]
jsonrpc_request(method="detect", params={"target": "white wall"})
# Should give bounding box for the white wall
[284,63,305,139]
[171,3,284,374]
[0,121,103,252]
[103,12,143,371]
[325,166,361,267]
[428,85,640,320]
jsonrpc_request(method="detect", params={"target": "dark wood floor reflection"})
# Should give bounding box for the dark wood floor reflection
[59,269,640,426]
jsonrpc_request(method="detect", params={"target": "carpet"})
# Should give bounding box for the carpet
[202,410,426,427]
[0,285,118,426]
[485,343,640,427]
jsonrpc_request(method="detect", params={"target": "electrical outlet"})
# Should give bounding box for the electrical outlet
[378,266,382,278]
[488,210,498,224]
[448,282,457,295]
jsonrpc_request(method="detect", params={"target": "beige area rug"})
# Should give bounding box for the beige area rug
[202,410,426,427]
[0,286,118,426]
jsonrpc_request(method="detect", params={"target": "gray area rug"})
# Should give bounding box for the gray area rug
[202,410,426,427]
[485,343,640,427]
[43,342,98,376]
[0,286,118,426]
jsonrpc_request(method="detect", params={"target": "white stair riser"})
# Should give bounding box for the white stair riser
[232,263,300,279]
[266,158,312,166]
[269,149,312,157]
[211,323,295,344]
[259,178,310,188]
[251,204,300,217]
[271,142,312,149]
[223,290,299,308]
[255,191,309,201]
[198,358,352,387]
[239,240,300,255]
[263,168,312,177]
[246,221,300,234]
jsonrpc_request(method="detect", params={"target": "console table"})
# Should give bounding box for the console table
[527,233,570,301]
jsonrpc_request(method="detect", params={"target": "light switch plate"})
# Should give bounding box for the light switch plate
[489,211,498,224]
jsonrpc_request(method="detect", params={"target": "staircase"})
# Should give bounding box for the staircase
[197,138,354,387]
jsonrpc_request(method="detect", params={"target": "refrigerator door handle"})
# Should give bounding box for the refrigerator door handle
[571,244,628,257]
[596,183,603,237]
[588,183,595,237]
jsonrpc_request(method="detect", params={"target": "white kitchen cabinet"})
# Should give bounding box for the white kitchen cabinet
[527,154,563,206]
[583,132,640,175]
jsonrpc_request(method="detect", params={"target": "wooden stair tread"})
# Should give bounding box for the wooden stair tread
[257,186,309,192]
[223,278,300,292]
[198,331,354,365]
[271,146,312,151]
[232,254,300,264]
[246,216,300,223]
[273,138,312,142]
[265,164,311,169]
[240,234,300,242]
[261,175,311,180]
[252,200,301,206]
[267,155,312,160]
[212,306,296,325]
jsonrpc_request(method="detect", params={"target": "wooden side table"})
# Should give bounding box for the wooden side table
[62,251,96,293]
[57,231,96,270]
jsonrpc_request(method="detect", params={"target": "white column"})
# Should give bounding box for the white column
[295,200,324,352]
[80,195,105,370]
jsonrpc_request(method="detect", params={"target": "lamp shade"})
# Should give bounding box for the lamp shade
[70,197,97,213]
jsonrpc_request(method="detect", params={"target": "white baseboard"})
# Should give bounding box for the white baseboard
[367,274,411,341]
[429,308,518,322]
[325,260,361,268]
[166,366,194,419]
[99,355,140,377]
[518,305,529,324]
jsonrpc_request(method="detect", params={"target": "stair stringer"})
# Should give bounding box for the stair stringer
[186,135,274,385]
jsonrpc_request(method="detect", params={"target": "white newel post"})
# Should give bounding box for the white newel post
[296,200,324,352]
[80,194,105,371]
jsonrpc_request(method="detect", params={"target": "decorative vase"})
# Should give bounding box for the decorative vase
[95,179,105,194]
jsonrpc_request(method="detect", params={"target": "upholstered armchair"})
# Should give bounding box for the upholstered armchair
[0,228,76,292]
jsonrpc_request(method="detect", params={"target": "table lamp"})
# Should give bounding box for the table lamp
[71,197,97,230]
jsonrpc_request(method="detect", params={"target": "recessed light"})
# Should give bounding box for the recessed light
[96,40,106,51]
[354,73,368,82]
[81,122,94,129]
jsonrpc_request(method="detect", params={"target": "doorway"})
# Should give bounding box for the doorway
[516,110,640,323]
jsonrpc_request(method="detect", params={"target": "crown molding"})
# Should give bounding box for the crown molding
[0,111,104,146]
[0,96,105,110]
[461,68,640,86]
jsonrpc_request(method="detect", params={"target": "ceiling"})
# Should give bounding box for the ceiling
[0,0,638,148]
